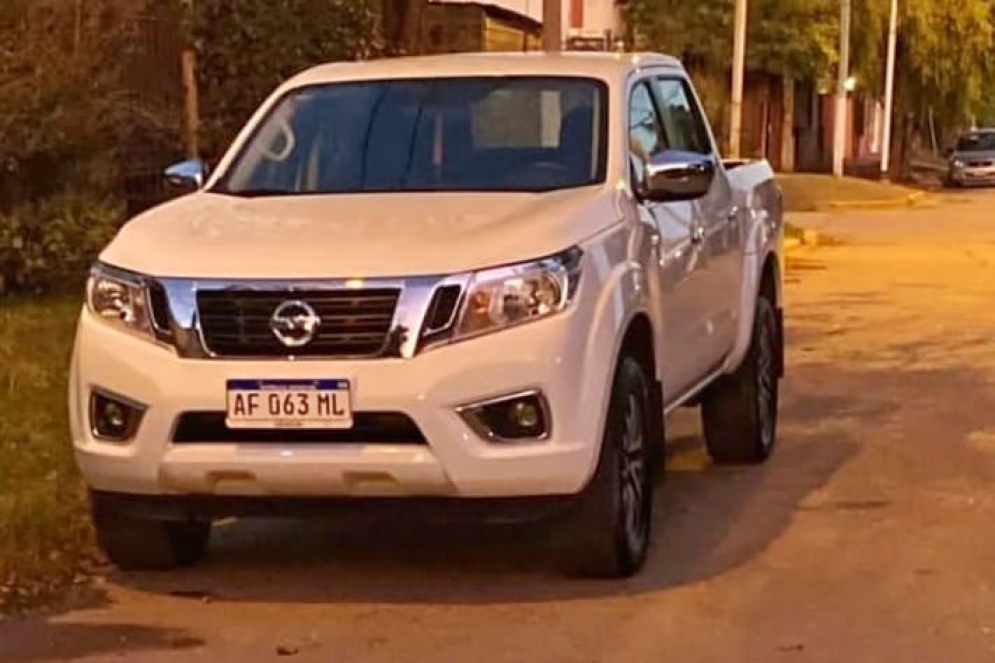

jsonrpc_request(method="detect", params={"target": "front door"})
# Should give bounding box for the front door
[651,75,742,369]
[627,78,711,402]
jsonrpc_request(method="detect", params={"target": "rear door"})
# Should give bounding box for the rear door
[651,75,742,368]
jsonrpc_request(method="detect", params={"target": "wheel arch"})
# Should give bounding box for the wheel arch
[722,248,783,376]
[617,312,665,465]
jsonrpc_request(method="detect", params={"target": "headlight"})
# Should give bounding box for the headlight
[85,263,153,339]
[453,247,583,340]
[953,159,965,168]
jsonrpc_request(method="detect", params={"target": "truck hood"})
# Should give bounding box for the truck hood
[101,187,617,279]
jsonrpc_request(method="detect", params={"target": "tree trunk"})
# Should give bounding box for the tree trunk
[382,0,426,55]
[780,77,796,172]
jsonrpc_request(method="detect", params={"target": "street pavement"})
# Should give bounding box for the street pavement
[5,188,995,662]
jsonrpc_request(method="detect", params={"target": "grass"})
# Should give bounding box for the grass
[778,173,922,212]
[0,297,96,615]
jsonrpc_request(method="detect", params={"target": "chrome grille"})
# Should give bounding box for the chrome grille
[196,288,400,358]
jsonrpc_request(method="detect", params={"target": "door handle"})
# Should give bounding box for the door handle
[727,206,739,223]
[690,225,705,245]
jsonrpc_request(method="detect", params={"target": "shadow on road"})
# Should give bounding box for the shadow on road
[98,355,909,607]
[0,622,204,663]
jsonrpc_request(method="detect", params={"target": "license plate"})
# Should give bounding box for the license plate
[225,379,352,429]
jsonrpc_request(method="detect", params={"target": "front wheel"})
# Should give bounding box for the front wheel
[701,293,780,464]
[90,493,212,571]
[557,355,656,578]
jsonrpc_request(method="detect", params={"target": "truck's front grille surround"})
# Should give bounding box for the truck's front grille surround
[196,288,401,358]
[422,284,463,335]
[148,274,473,360]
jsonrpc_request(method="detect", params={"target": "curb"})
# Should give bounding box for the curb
[814,189,931,211]
[785,229,821,253]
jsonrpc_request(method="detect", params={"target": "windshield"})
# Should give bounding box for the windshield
[214,76,608,195]
[956,132,995,152]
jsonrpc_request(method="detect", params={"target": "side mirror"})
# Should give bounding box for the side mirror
[642,150,716,202]
[943,147,953,158]
[164,158,209,191]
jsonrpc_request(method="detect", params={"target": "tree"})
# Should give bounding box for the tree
[0,0,168,207]
[895,0,994,133]
[381,0,427,55]
[190,0,382,158]
[625,0,838,81]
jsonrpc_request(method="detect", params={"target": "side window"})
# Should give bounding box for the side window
[628,81,666,189]
[652,77,713,156]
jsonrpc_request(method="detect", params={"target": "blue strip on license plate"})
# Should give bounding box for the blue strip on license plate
[227,379,350,391]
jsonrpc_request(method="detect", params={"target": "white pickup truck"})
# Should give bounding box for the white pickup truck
[70,51,784,578]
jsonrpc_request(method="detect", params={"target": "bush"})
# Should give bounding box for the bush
[191,0,383,158]
[0,191,124,297]
[0,0,175,209]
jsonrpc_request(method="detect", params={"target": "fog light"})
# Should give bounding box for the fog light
[509,400,540,429]
[90,390,145,441]
[457,391,550,442]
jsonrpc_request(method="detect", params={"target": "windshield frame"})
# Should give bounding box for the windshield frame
[209,74,611,197]
[955,131,995,152]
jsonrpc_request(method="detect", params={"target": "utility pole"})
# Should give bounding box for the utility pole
[880,0,898,177]
[832,0,851,178]
[543,0,562,51]
[728,0,748,158]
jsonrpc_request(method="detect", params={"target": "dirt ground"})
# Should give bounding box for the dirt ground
[5,189,995,662]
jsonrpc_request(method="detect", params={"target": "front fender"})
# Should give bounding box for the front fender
[574,226,655,488]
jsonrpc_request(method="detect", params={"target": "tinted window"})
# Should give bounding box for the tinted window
[653,77,713,155]
[956,132,995,152]
[628,82,665,188]
[215,76,608,195]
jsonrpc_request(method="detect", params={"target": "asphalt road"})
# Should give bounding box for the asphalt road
[6,188,995,662]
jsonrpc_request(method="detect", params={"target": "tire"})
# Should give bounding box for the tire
[558,355,656,578]
[90,493,211,571]
[701,292,780,465]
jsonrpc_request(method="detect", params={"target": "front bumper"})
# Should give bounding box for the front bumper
[949,166,995,185]
[69,304,607,501]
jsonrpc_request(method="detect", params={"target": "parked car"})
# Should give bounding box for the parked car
[944,128,995,187]
[70,51,785,578]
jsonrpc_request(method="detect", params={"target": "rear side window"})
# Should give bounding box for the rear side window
[628,81,666,189]
[652,77,713,156]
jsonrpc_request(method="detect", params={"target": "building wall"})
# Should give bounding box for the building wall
[423,3,540,54]
[483,14,541,51]
[566,0,623,41]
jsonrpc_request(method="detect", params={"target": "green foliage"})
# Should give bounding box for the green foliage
[190,0,384,158]
[626,0,995,145]
[0,191,124,297]
[0,298,94,615]
[746,0,838,81]
[895,0,995,131]
[0,0,176,207]
[626,0,838,81]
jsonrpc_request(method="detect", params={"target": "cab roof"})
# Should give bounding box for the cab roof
[284,51,684,88]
